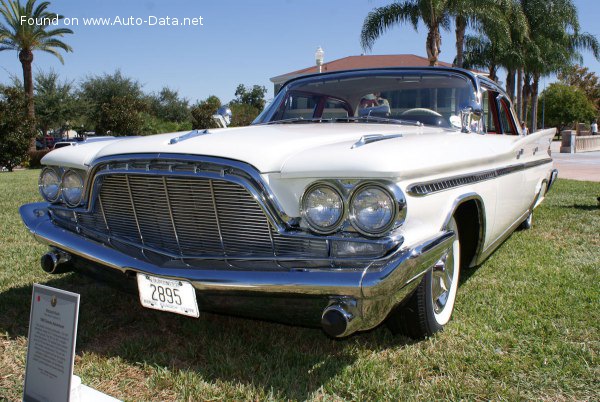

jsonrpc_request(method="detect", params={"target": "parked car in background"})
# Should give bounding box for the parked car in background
[21,67,557,339]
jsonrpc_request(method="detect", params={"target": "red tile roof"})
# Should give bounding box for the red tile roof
[271,54,455,83]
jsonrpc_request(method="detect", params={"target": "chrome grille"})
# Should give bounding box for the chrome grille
[76,172,329,260]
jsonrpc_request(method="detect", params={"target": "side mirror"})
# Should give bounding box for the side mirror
[212,106,232,128]
[460,105,483,134]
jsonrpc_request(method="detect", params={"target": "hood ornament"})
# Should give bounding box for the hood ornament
[169,129,210,145]
[352,134,403,149]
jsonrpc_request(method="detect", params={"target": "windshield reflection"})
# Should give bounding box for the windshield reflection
[253,70,477,128]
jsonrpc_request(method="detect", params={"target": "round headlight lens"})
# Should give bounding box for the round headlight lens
[350,186,396,235]
[39,168,61,202]
[61,170,84,207]
[302,184,344,233]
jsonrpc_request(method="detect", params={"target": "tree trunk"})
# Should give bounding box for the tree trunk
[530,73,540,132]
[522,73,532,125]
[426,25,442,66]
[506,69,516,103]
[489,65,497,82]
[516,68,523,120]
[455,16,466,68]
[19,49,36,150]
[19,50,35,119]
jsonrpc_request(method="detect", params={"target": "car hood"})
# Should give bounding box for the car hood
[42,123,512,178]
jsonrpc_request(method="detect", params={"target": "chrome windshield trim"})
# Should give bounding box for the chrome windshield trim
[407,158,552,196]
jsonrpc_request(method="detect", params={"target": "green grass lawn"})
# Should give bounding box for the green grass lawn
[1,170,598,401]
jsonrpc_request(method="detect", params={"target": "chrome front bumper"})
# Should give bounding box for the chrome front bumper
[20,202,454,336]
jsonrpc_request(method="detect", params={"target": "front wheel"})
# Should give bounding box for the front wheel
[387,217,461,339]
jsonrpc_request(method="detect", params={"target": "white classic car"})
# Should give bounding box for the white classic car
[21,67,557,339]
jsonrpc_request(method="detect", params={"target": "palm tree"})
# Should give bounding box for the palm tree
[462,0,528,109]
[361,0,452,66]
[520,0,599,130]
[0,0,73,124]
[451,0,518,69]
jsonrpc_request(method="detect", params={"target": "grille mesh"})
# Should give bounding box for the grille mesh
[76,173,328,260]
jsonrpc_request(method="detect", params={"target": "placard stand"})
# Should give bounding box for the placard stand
[23,284,120,402]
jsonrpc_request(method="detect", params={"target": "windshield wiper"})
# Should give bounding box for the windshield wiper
[264,117,332,125]
[335,116,422,126]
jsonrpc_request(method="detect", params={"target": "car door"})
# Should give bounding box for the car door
[483,90,528,241]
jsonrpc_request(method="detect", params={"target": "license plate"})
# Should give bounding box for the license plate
[137,274,199,318]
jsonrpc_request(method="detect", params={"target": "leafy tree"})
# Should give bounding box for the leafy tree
[538,83,596,133]
[558,64,600,113]
[361,0,452,66]
[190,95,221,129]
[0,0,73,125]
[96,95,146,135]
[79,71,147,135]
[231,84,267,110]
[140,113,192,135]
[0,86,34,171]
[34,70,78,136]
[229,103,259,127]
[148,87,190,123]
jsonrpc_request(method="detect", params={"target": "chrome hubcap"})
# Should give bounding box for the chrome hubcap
[431,249,455,314]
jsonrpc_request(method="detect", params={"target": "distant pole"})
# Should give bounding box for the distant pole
[315,47,324,73]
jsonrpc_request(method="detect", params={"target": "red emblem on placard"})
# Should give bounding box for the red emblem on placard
[37,295,40,302]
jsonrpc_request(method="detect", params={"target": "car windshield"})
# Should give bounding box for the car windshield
[253,70,478,128]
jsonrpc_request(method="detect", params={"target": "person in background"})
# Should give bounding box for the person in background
[521,121,529,135]
[591,119,598,135]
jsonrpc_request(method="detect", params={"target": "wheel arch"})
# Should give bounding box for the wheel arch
[441,193,486,269]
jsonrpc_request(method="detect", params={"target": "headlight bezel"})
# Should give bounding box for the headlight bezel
[300,181,346,234]
[38,166,87,207]
[38,167,62,203]
[61,169,85,207]
[348,183,399,236]
[300,179,407,237]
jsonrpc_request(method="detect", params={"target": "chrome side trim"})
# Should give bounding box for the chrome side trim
[407,158,553,196]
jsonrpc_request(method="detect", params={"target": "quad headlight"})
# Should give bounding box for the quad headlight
[38,167,85,206]
[349,185,397,236]
[301,183,344,233]
[61,170,84,207]
[39,167,61,202]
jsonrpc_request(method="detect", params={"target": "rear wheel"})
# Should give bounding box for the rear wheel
[387,217,461,338]
[519,212,533,230]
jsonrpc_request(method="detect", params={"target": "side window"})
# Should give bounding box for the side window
[321,99,349,119]
[498,98,517,135]
[280,94,317,120]
[482,90,498,134]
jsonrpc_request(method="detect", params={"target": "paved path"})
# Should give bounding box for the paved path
[550,141,600,182]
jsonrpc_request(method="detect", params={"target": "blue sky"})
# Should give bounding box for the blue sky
[1,0,598,104]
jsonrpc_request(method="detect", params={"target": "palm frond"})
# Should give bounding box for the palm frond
[360,1,420,51]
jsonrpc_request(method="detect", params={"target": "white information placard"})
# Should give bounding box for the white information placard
[23,284,80,402]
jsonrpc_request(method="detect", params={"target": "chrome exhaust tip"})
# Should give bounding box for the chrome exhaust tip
[40,250,72,274]
[321,304,355,338]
